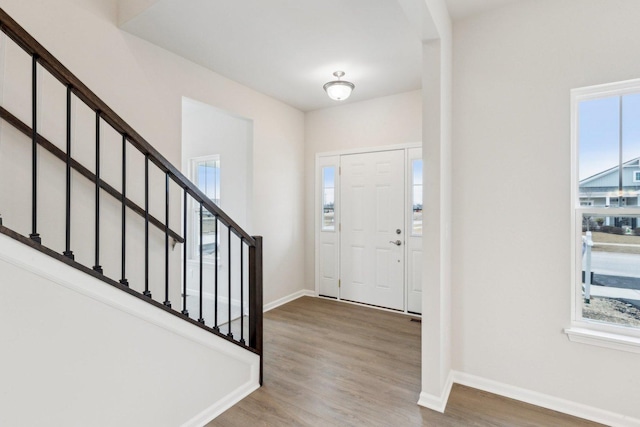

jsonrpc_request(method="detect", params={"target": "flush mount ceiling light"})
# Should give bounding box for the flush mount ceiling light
[323,71,355,101]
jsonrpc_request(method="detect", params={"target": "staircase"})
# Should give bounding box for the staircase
[0,7,262,425]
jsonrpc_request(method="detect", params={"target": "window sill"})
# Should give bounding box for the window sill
[186,258,222,268]
[564,327,640,354]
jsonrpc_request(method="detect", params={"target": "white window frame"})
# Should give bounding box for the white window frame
[634,171,640,182]
[567,78,640,353]
[189,154,220,263]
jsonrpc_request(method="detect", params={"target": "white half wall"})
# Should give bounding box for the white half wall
[0,232,259,427]
[452,0,640,420]
[0,0,305,307]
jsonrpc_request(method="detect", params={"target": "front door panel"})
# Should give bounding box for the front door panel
[340,150,404,310]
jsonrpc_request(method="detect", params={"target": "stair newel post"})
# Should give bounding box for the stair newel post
[63,85,74,259]
[143,153,151,297]
[249,236,263,385]
[181,189,189,316]
[29,54,40,244]
[93,111,103,274]
[163,172,171,308]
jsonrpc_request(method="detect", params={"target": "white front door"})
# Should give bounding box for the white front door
[340,150,405,310]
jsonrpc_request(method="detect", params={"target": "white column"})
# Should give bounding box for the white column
[419,20,453,412]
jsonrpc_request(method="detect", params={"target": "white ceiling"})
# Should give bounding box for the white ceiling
[120,0,523,112]
[446,0,522,20]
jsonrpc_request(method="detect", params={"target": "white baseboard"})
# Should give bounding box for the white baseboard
[417,371,454,413]
[452,371,640,427]
[182,379,260,427]
[264,289,316,312]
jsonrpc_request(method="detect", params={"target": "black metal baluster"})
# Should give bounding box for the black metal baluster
[29,54,40,244]
[198,202,204,324]
[120,135,128,286]
[93,112,103,274]
[163,172,171,308]
[228,226,233,339]
[181,190,189,316]
[182,188,189,316]
[214,215,218,331]
[143,154,151,297]
[240,238,245,344]
[63,85,73,259]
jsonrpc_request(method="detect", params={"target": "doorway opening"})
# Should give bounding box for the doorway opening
[181,97,253,325]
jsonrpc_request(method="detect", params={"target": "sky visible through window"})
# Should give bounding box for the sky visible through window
[413,160,423,208]
[197,160,220,203]
[323,166,335,205]
[579,93,640,180]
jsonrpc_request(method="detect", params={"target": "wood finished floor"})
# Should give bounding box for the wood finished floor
[209,297,602,426]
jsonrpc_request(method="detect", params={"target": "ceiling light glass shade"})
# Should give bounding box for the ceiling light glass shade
[323,71,355,101]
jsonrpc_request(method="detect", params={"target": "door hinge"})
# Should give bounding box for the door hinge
[339,166,341,175]
[339,223,341,232]
[338,279,341,288]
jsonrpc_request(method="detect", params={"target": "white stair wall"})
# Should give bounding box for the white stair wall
[0,232,259,427]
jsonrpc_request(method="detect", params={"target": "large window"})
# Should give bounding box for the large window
[571,79,640,349]
[190,155,220,261]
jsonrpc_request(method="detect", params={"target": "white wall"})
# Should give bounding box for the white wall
[0,233,259,427]
[452,0,640,419]
[303,90,422,289]
[0,0,305,306]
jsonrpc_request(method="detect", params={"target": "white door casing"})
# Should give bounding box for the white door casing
[340,150,405,310]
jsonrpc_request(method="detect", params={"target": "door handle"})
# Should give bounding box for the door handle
[389,240,402,246]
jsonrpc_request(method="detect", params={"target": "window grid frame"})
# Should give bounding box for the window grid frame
[189,154,221,263]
